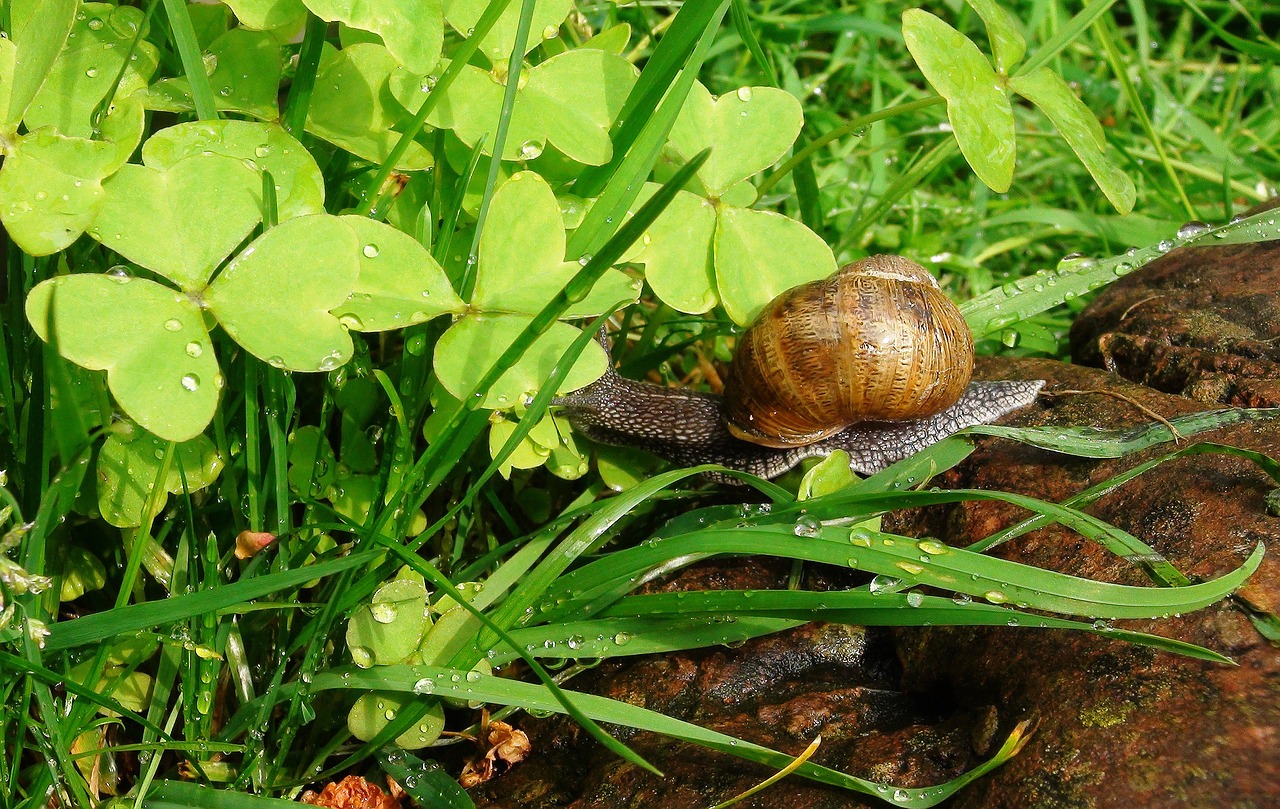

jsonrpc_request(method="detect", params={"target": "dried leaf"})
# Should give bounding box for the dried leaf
[459,721,532,787]
[299,774,402,809]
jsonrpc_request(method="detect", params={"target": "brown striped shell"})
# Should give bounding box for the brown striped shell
[723,255,975,448]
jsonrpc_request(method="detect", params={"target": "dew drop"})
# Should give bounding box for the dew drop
[163,318,182,332]
[736,86,753,101]
[1176,220,1210,240]
[466,669,482,682]
[792,515,821,537]
[363,243,380,258]
[84,67,99,78]
[87,17,104,30]
[180,374,200,392]
[905,590,925,607]
[984,590,1008,604]
[185,341,203,358]
[541,23,559,39]
[412,677,436,694]
[869,575,901,594]
[370,602,396,623]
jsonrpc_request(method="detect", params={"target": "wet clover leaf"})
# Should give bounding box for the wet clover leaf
[1009,67,1136,213]
[306,43,433,170]
[96,426,224,528]
[348,692,445,749]
[902,8,1015,193]
[627,83,834,323]
[87,153,263,292]
[391,47,638,165]
[205,214,360,372]
[331,215,465,331]
[902,2,1134,211]
[23,3,160,138]
[141,120,325,222]
[433,171,633,408]
[346,574,431,667]
[138,28,283,121]
[0,129,120,256]
[303,0,443,74]
[25,273,222,442]
[220,0,307,31]
[443,0,572,64]
[666,82,803,198]
[0,0,77,135]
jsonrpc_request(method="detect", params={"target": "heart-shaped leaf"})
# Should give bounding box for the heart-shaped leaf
[1010,67,1136,214]
[96,426,224,528]
[138,28,283,121]
[443,0,572,64]
[221,0,307,31]
[472,171,639,317]
[346,575,431,667]
[330,215,465,332]
[434,314,607,409]
[714,206,837,325]
[965,0,1026,73]
[666,81,804,198]
[88,154,263,291]
[628,185,718,314]
[0,0,77,133]
[26,274,222,442]
[306,43,433,171]
[902,9,1015,192]
[23,3,160,138]
[205,214,360,371]
[303,0,443,74]
[392,48,636,165]
[0,129,119,256]
[348,692,444,749]
[142,120,325,222]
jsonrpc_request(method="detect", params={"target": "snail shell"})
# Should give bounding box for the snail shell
[723,255,975,448]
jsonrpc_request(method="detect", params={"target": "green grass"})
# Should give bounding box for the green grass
[1,1,1279,807]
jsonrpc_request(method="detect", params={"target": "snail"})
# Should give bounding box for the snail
[555,255,1044,482]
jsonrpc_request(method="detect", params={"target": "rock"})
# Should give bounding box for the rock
[1069,219,1280,408]
[471,244,1280,807]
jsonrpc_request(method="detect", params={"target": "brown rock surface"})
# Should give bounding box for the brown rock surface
[472,241,1280,808]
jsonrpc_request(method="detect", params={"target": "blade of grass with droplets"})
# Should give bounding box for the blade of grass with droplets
[281,15,326,136]
[493,591,1231,664]
[538,525,1262,622]
[143,781,300,808]
[43,550,380,652]
[312,665,1030,808]
[962,211,1280,340]
[968,408,1280,458]
[160,0,218,121]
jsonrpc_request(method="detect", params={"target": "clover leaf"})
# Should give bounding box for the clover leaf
[666,82,804,198]
[443,0,572,64]
[139,28,283,121]
[306,43,433,170]
[902,2,1134,212]
[902,8,1015,193]
[141,120,325,222]
[0,0,77,135]
[625,83,835,323]
[0,126,122,256]
[87,153,264,292]
[23,3,159,138]
[26,274,223,442]
[96,426,224,528]
[303,0,443,74]
[220,0,307,32]
[205,215,360,372]
[331,215,465,331]
[432,171,635,408]
[390,47,637,165]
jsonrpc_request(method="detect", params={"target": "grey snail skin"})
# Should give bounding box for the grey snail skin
[555,255,1045,482]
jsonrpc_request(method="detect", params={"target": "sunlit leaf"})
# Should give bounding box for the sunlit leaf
[97,426,224,527]
[26,275,222,442]
[139,28,283,121]
[205,214,360,371]
[0,0,77,132]
[304,0,444,73]
[713,206,836,325]
[443,0,572,64]
[902,9,1015,192]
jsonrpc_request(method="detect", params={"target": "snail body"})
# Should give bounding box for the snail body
[556,256,1043,481]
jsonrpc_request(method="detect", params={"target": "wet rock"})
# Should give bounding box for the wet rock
[1069,233,1280,407]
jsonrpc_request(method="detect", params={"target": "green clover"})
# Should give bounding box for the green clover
[628,81,837,324]
[902,1,1135,211]
[432,171,639,408]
